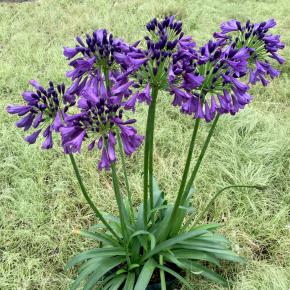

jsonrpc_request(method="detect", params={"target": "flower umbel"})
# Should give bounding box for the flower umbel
[118,16,197,111]
[215,19,285,86]
[64,29,132,95]
[60,87,143,170]
[7,80,75,149]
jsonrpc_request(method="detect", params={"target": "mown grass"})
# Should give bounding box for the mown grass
[0,0,290,289]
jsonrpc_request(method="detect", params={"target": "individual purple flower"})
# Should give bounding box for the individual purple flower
[7,80,75,148]
[60,90,143,171]
[220,20,242,34]
[215,19,285,86]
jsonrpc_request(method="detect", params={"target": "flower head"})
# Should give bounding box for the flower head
[170,19,285,121]
[170,36,253,121]
[60,84,143,170]
[116,16,197,111]
[215,19,285,85]
[7,80,75,149]
[64,29,132,95]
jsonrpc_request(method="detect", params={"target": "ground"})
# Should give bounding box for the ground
[0,0,290,289]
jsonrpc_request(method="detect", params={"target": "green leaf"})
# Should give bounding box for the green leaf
[191,223,221,231]
[134,259,156,290]
[142,229,208,262]
[107,274,127,290]
[70,256,124,290]
[136,203,145,230]
[89,213,122,234]
[128,264,140,271]
[168,249,220,266]
[156,265,191,289]
[77,230,120,247]
[153,177,165,207]
[124,272,136,290]
[178,205,196,214]
[175,241,243,262]
[213,252,245,264]
[152,205,174,242]
[65,247,126,270]
[129,230,156,251]
[181,260,227,286]
[177,239,229,250]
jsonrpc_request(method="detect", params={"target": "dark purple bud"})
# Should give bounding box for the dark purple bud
[236,21,242,31]
[76,36,85,47]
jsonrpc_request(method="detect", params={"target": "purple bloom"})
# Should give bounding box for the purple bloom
[6,81,75,149]
[61,128,86,153]
[98,147,110,171]
[124,92,138,112]
[169,31,253,120]
[214,19,285,86]
[42,129,53,149]
[136,83,151,104]
[221,20,241,33]
[118,16,198,109]
[61,92,143,171]
[64,29,133,95]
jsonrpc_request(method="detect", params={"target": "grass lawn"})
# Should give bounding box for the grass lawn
[1,0,290,289]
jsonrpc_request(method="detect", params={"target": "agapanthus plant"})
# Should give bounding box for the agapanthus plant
[6,17,284,290]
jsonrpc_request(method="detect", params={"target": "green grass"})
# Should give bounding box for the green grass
[0,0,290,289]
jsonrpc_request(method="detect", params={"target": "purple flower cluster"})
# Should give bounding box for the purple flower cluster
[60,82,143,170]
[116,16,197,112]
[215,19,285,86]
[7,80,75,148]
[64,29,131,96]
[169,19,285,121]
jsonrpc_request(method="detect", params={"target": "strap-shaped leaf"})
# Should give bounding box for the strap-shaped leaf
[134,259,156,290]
[175,242,243,261]
[181,260,227,286]
[106,274,126,290]
[124,272,135,290]
[129,230,156,251]
[136,203,145,230]
[141,229,208,262]
[167,249,220,266]
[176,239,229,250]
[153,177,165,207]
[70,256,124,290]
[156,265,191,288]
[77,230,120,247]
[213,252,245,264]
[191,223,221,231]
[65,247,126,270]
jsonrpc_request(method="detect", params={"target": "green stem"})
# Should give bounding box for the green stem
[148,86,159,210]
[181,113,220,205]
[170,113,220,235]
[103,66,111,89]
[68,154,121,242]
[111,162,129,240]
[166,118,200,235]
[116,132,134,219]
[192,185,261,228]
[143,85,159,225]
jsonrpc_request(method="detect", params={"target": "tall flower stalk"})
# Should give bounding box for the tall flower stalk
[69,153,121,242]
